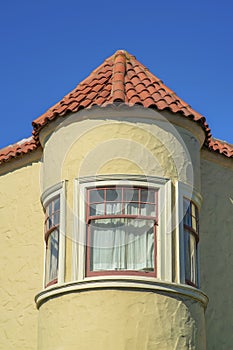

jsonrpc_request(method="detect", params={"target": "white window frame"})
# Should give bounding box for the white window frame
[73,175,172,283]
[41,181,66,287]
[175,181,202,287]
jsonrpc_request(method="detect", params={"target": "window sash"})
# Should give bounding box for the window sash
[44,196,60,287]
[86,186,158,277]
[183,199,199,286]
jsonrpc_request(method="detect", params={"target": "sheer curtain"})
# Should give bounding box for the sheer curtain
[90,218,154,272]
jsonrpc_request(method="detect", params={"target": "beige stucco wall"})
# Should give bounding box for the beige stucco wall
[0,157,43,350]
[38,290,206,350]
[40,107,203,282]
[200,153,233,350]
[40,107,203,193]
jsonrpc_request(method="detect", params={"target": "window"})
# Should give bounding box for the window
[44,196,60,287]
[42,181,66,288]
[86,186,158,277]
[183,198,199,286]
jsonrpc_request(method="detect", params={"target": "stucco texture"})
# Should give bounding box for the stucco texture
[41,108,201,192]
[38,290,206,350]
[0,160,43,350]
[200,157,233,350]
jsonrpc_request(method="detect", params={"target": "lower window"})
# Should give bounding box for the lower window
[44,196,60,286]
[183,198,199,286]
[86,186,158,277]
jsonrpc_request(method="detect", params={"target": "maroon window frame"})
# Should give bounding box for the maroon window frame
[183,198,199,287]
[86,186,158,278]
[44,196,60,287]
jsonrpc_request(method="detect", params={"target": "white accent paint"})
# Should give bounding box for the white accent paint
[41,180,67,286]
[35,276,208,310]
[72,175,173,283]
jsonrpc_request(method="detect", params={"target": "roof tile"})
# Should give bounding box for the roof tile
[0,137,38,164]
[1,50,232,165]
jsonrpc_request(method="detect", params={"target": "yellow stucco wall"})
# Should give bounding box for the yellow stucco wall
[0,157,43,350]
[41,107,202,192]
[40,108,203,283]
[35,108,207,349]
[38,290,206,350]
[200,154,233,350]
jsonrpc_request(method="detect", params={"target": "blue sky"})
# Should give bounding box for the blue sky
[0,0,233,149]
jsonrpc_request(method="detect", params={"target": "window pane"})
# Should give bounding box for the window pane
[90,189,104,203]
[184,230,191,282]
[106,188,122,202]
[124,188,139,202]
[46,229,59,284]
[190,234,197,284]
[125,202,139,215]
[89,218,154,272]
[140,203,156,217]
[54,197,60,212]
[184,230,197,285]
[90,203,105,216]
[141,189,156,203]
[183,199,191,227]
[106,202,122,215]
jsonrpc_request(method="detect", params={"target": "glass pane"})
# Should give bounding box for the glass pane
[89,218,154,272]
[53,211,60,226]
[106,202,122,215]
[48,201,53,217]
[90,203,105,216]
[184,230,191,282]
[141,189,156,203]
[127,219,154,271]
[106,188,122,202]
[46,229,59,285]
[89,189,104,203]
[190,234,197,284]
[140,203,156,217]
[124,188,139,202]
[125,202,139,215]
[54,197,60,212]
[183,199,191,226]
[90,218,127,271]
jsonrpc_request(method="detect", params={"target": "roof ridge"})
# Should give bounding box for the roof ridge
[111,50,126,102]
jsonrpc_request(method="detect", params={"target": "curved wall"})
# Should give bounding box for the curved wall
[38,289,206,350]
[37,106,206,350]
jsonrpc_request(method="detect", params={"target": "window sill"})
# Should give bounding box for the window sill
[35,276,208,309]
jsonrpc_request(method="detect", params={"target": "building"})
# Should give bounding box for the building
[1,50,233,350]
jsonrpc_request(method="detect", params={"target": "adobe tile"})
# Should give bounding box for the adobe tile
[127,88,138,99]
[31,50,213,149]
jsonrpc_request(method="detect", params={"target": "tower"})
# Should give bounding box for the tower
[33,50,208,349]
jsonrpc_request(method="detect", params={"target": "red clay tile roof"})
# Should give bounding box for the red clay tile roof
[208,138,233,158]
[32,50,211,144]
[0,50,232,165]
[0,137,38,164]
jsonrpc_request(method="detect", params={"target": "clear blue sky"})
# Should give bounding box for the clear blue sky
[0,0,233,149]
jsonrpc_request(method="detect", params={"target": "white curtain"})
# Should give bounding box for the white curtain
[47,229,59,282]
[90,218,154,272]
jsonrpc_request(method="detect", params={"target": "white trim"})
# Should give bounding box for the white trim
[176,182,202,286]
[72,175,172,283]
[41,181,67,287]
[35,277,208,310]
